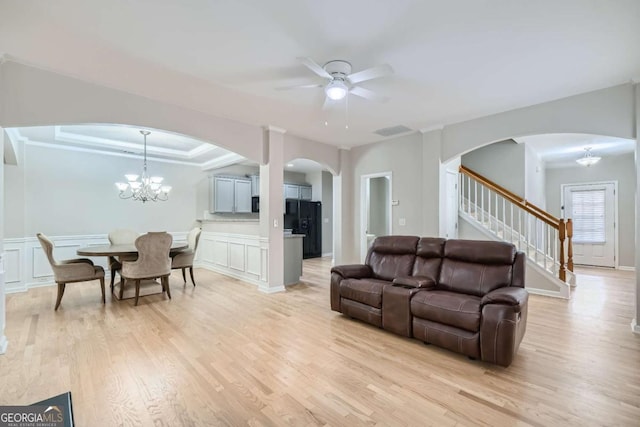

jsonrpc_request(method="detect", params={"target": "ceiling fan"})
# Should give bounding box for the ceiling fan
[279,57,394,105]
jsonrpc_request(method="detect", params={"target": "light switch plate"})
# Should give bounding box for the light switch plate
[399,218,406,226]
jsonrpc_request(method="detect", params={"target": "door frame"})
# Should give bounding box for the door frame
[561,180,619,268]
[360,171,393,261]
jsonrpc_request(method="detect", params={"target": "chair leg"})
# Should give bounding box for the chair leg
[110,269,116,292]
[189,267,196,287]
[181,268,186,283]
[54,283,66,310]
[164,276,172,300]
[100,277,106,304]
[134,279,141,306]
[119,278,125,300]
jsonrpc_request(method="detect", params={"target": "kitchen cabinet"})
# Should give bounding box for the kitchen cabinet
[299,185,312,200]
[284,183,312,200]
[250,175,260,197]
[210,176,252,213]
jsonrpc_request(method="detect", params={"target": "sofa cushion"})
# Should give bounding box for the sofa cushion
[366,236,419,281]
[438,239,516,296]
[411,290,482,332]
[340,278,390,308]
[412,237,445,280]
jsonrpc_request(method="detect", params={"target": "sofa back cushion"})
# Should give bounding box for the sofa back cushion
[412,237,445,282]
[366,236,418,281]
[438,239,516,296]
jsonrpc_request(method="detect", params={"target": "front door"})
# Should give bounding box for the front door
[562,182,616,267]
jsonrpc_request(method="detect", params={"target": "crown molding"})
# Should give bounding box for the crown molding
[419,124,444,134]
[265,125,287,134]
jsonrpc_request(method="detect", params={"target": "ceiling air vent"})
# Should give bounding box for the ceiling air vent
[374,125,412,137]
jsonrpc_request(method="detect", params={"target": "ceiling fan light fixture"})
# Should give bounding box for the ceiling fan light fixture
[325,79,348,100]
[576,147,601,167]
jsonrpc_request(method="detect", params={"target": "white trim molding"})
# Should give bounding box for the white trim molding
[3,232,189,292]
[618,266,635,272]
[632,319,640,334]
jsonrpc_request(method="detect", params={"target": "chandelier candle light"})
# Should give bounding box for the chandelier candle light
[115,130,172,202]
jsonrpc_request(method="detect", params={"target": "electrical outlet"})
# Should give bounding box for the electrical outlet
[399,218,406,226]
[273,219,278,228]
[324,218,329,223]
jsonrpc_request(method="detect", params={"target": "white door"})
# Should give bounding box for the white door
[563,182,616,267]
[445,171,459,239]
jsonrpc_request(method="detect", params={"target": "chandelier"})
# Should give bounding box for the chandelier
[115,130,172,202]
[576,147,601,167]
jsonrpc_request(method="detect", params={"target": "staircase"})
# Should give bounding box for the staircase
[458,166,573,298]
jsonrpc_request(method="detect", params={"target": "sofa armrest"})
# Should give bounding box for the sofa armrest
[330,264,372,279]
[392,276,436,289]
[481,287,528,308]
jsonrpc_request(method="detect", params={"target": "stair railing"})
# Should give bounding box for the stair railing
[459,165,573,281]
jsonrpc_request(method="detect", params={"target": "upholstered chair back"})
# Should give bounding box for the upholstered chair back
[364,236,419,281]
[438,239,519,297]
[36,233,58,267]
[122,232,172,279]
[187,227,202,252]
[108,229,139,245]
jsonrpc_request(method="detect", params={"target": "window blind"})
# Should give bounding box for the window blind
[570,189,605,243]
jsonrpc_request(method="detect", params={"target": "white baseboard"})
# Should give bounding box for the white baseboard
[618,266,635,271]
[322,252,333,258]
[259,284,286,294]
[632,319,640,334]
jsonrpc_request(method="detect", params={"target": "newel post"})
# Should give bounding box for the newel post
[558,219,566,282]
[566,219,574,272]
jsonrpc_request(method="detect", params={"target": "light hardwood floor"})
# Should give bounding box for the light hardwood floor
[1,259,639,426]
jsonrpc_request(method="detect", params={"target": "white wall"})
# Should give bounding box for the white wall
[545,152,635,268]
[321,171,333,255]
[524,143,545,207]
[4,142,204,237]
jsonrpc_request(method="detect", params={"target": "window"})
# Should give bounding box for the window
[570,189,605,243]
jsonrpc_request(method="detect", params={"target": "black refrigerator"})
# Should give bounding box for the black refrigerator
[284,199,322,259]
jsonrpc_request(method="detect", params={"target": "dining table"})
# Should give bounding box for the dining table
[77,242,188,300]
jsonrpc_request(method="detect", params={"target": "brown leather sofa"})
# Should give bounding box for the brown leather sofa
[330,236,528,367]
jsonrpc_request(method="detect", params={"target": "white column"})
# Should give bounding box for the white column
[634,83,640,334]
[259,126,285,293]
[333,148,355,264]
[0,128,7,353]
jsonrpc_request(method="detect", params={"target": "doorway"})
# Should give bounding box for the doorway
[562,181,617,268]
[361,172,392,261]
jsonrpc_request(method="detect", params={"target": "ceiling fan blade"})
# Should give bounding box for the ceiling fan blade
[347,64,393,84]
[276,83,323,91]
[298,57,332,79]
[350,86,389,103]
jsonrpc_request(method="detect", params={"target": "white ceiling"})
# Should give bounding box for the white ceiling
[8,125,244,170]
[515,134,636,168]
[1,1,639,147]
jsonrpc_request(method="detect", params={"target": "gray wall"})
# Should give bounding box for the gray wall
[545,152,635,267]
[461,139,525,196]
[524,143,545,207]
[4,143,204,237]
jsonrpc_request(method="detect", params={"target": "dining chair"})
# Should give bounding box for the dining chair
[36,233,106,310]
[107,229,140,292]
[121,231,173,306]
[171,227,201,286]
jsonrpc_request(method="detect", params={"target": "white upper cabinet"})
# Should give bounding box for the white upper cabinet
[210,176,252,213]
[284,184,300,200]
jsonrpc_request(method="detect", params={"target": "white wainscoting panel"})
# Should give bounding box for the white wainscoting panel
[195,232,268,288]
[3,231,188,293]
